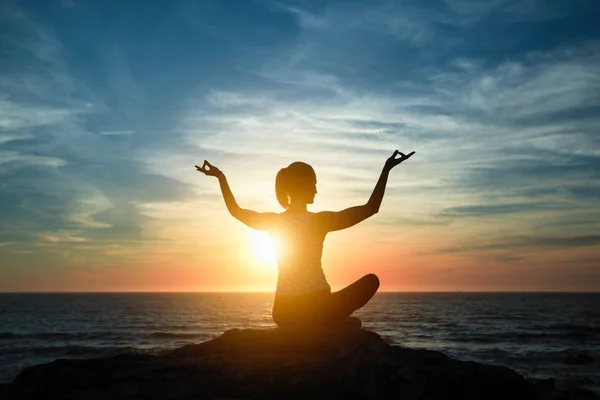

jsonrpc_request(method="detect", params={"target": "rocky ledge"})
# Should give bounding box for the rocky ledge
[1,327,597,400]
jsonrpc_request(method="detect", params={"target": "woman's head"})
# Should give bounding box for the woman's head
[275,162,317,209]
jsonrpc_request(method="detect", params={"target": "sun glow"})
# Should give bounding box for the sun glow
[250,231,278,268]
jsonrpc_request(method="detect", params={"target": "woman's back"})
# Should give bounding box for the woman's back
[270,211,331,296]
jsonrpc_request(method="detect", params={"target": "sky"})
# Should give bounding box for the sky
[1,0,599,292]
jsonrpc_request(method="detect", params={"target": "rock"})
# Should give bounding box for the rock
[0,383,7,398]
[533,378,555,400]
[2,328,596,400]
[559,386,600,400]
[564,353,595,365]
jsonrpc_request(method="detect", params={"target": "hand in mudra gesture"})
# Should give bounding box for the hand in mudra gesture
[385,149,415,170]
[195,160,223,178]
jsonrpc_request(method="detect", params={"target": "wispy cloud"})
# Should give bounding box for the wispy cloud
[98,130,135,136]
[439,234,600,254]
[0,150,68,171]
[39,230,89,243]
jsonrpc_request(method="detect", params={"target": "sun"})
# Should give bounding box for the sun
[250,231,278,268]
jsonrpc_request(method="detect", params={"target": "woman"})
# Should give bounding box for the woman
[195,149,415,328]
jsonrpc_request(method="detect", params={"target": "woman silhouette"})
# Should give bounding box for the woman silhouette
[196,150,415,328]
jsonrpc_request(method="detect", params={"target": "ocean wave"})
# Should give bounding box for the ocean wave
[547,324,600,333]
[513,332,591,340]
[1,330,211,342]
[447,330,596,344]
[451,336,499,344]
[119,324,204,331]
[150,332,205,339]
[0,343,31,354]
[0,333,18,339]
[0,332,74,340]
[33,344,139,357]
[0,331,131,341]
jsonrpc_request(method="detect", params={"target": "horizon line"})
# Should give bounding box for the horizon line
[1,290,599,294]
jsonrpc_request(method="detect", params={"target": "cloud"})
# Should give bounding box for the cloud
[440,0,574,24]
[98,130,135,136]
[440,234,600,254]
[0,150,68,170]
[0,133,34,145]
[460,50,600,126]
[440,202,571,217]
[0,98,81,130]
[39,230,88,243]
[273,4,324,30]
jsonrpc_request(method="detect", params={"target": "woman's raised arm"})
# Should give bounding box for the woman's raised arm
[314,150,414,233]
[196,160,277,231]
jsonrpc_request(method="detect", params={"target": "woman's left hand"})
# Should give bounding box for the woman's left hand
[195,160,223,178]
[385,150,415,170]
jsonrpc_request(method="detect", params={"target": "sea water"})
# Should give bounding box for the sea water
[0,292,598,391]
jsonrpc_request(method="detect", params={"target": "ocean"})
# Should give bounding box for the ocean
[0,292,599,393]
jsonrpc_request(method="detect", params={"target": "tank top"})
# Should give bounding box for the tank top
[269,211,331,296]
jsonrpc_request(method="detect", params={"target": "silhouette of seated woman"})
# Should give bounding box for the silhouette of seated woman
[196,150,414,329]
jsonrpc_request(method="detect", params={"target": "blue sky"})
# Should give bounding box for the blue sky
[1,0,599,291]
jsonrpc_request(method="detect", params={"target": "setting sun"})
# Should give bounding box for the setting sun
[250,231,278,268]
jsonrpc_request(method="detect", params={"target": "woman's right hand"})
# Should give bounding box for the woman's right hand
[195,160,223,178]
[384,149,415,170]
